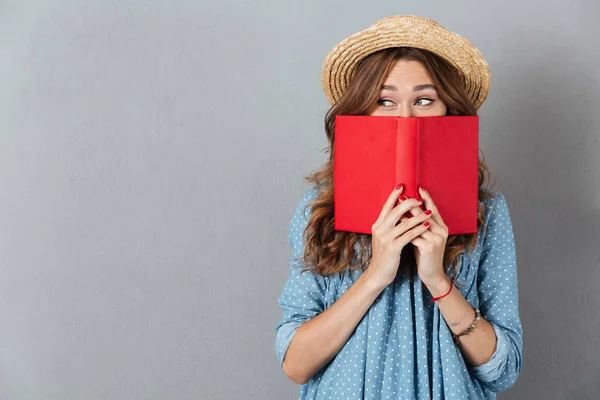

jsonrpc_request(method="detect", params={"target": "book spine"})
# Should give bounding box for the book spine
[416,118,421,196]
[396,118,419,199]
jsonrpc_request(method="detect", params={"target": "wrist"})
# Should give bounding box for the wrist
[364,266,393,292]
[425,275,452,298]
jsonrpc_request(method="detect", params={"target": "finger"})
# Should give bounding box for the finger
[418,185,446,228]
[410,222,447,252]
[416,217,445,236]
[410,235,428,250]
[410,220,448,252]
[373,183,405,227]
[410,230,446,255]
[386,198,423,230]
[411,225,438,241]
[395,219,431,247]
[401,200,429,222]
[410,226,441,249]
[402,190,425,219]
[389,207,431,238]
[409,202,425,217]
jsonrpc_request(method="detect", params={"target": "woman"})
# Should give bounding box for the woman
[275,15,522,399]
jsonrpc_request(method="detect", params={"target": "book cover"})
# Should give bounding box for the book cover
[333,115,479,235]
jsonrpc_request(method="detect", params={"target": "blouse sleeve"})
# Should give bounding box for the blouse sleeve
[468,191,523,392]
[274,186,328,367]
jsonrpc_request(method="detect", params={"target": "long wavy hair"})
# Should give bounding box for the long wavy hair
[297,47,496,284]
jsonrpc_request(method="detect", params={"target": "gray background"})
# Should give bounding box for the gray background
[0,0,598,399]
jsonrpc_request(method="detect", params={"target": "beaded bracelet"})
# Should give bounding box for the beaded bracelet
[452,308,481,343]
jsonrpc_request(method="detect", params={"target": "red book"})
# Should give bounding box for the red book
[333,115,479,235]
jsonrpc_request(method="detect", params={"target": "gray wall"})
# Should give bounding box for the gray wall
[0,0,598,399]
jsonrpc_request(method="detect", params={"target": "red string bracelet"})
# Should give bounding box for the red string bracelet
[431,280,453,303]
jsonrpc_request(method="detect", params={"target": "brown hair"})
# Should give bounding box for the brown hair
[297,47,496,284]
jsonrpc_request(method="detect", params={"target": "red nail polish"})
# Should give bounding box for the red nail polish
[424,210,432,215]
[399,194,408,201]
[396,183,404,191]
[419,184,426,192]
[424,221,430,227]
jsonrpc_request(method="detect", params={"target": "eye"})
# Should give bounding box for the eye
[377,99,395,107]
[415,98,434,106]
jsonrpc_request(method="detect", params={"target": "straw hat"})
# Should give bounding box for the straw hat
[321,15,491,110]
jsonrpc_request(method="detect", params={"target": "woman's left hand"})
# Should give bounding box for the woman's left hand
[405,185,449,287]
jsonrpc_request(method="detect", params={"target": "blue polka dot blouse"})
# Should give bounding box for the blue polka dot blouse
[275,186,523,399]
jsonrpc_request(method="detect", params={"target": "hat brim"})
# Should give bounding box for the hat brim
[321,15,490,110]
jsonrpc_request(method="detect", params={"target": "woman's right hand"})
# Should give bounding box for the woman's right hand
[369,184,432,287]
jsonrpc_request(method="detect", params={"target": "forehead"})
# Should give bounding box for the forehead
[382,59,434,85]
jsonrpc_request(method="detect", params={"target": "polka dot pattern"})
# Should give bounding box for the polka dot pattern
[275,186,523,399]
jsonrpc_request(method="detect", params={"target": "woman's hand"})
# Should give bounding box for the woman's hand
[402,185,449,287]
[369,184,433,287]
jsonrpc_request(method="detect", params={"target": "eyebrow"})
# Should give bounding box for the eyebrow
[381,84,437,92]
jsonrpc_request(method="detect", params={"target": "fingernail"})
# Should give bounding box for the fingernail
[419,184,426,192]
[399,194,408,201]
[424,210,432,215]
[395,183,404,191]
[424,221,430,227]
